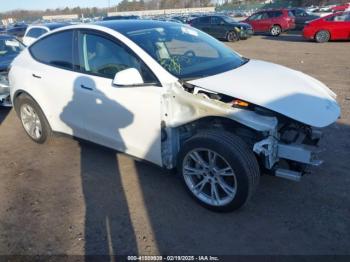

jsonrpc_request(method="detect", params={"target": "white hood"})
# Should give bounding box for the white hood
[189,60,341,128]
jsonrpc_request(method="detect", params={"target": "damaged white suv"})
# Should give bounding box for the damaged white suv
[9,21,340,212]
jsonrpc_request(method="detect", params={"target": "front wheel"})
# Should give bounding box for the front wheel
[315,30,330,43]
[270,25,282,36]
[226,31,239,42]
[178,130,260,212]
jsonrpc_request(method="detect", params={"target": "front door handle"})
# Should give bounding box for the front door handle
[80,84,93,91]
[32,74,41,79]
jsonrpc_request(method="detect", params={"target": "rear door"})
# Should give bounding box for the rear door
[194,16,212,35]
[210,16,226,38]
[28,30,86,137]
[73,30,163,165]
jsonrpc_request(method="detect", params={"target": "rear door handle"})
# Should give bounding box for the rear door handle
[80,84,93,91]
[32,74,41,79]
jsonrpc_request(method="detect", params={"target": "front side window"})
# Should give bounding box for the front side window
[293,9,304,17]
[268,11,283,18]
[77,32,157,83]
[30,30,73,69]
[250,12,267,20]
[211,17,224,25]
[249,13,262,20]
[329,13,349,21]
[27,28,48,38]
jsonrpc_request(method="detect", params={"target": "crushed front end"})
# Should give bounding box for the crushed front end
[254,120,324,181]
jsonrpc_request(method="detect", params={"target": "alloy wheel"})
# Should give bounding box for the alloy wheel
[20,103,43,140]
[182,149,237,206]
[270,26,281,36]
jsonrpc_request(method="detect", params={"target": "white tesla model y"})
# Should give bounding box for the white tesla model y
[9,21,340,211]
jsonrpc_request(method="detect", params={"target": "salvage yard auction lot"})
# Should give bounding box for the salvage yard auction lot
[0,33,349,255]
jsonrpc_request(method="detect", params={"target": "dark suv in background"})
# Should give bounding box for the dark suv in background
[190,15,253,42]
[244,9,295,36]
[289,8,319,30]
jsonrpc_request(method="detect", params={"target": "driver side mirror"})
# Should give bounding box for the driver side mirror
[112,68,144,87]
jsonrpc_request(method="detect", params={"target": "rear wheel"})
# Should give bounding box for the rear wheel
[178,130,260,212]
[315,30,330,43]
[16,94,51,144]
[226,31,239,42]
[270,25,282,36]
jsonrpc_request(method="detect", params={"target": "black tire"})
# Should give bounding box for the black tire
[270,25,282,36]
[226,30,239,42]
[315,30,330,43]
[178,130,260,212]
[15,94,52,144]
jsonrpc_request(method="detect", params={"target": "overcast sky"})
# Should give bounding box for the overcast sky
[0,0,122,12]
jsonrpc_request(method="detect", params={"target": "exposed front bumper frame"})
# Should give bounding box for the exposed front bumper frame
[253,130,323,180]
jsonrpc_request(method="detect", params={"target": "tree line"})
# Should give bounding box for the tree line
[1,0,349,22]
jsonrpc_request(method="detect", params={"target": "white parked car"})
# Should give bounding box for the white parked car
[9,21,340,212]
[22,23,70,46]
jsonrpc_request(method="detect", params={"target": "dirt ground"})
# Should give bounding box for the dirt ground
[0,33,349,256]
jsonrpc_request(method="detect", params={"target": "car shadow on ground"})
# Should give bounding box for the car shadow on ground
[68,121,350,256]
[62,86,350,256]
[0,107,11,125]
[261,33,307,43]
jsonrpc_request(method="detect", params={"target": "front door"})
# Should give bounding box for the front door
[74,30,163,166]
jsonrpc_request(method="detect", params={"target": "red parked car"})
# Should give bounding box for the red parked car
[331,3,350,12]
[303,11,350,42]
[244,9,295,36]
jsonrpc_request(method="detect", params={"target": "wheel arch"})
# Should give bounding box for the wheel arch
[225,28,239,40]
[270,24,282,31]
[178,116,263,148]
[13,90,51,129]
[162,115,265,169]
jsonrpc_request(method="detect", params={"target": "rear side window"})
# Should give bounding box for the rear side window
[30,30,73,70]
[199,16,211,23]
[26,28,48,38]
[268,11,283,18]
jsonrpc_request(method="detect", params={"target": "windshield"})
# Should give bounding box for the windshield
[222,16,237,23]
[0,38,25,56]
[118,23,246,80]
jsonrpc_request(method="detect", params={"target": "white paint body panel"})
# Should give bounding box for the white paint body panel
[189,60,340,128]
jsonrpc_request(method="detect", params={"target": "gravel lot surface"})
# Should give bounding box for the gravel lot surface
[0,33,349,256]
